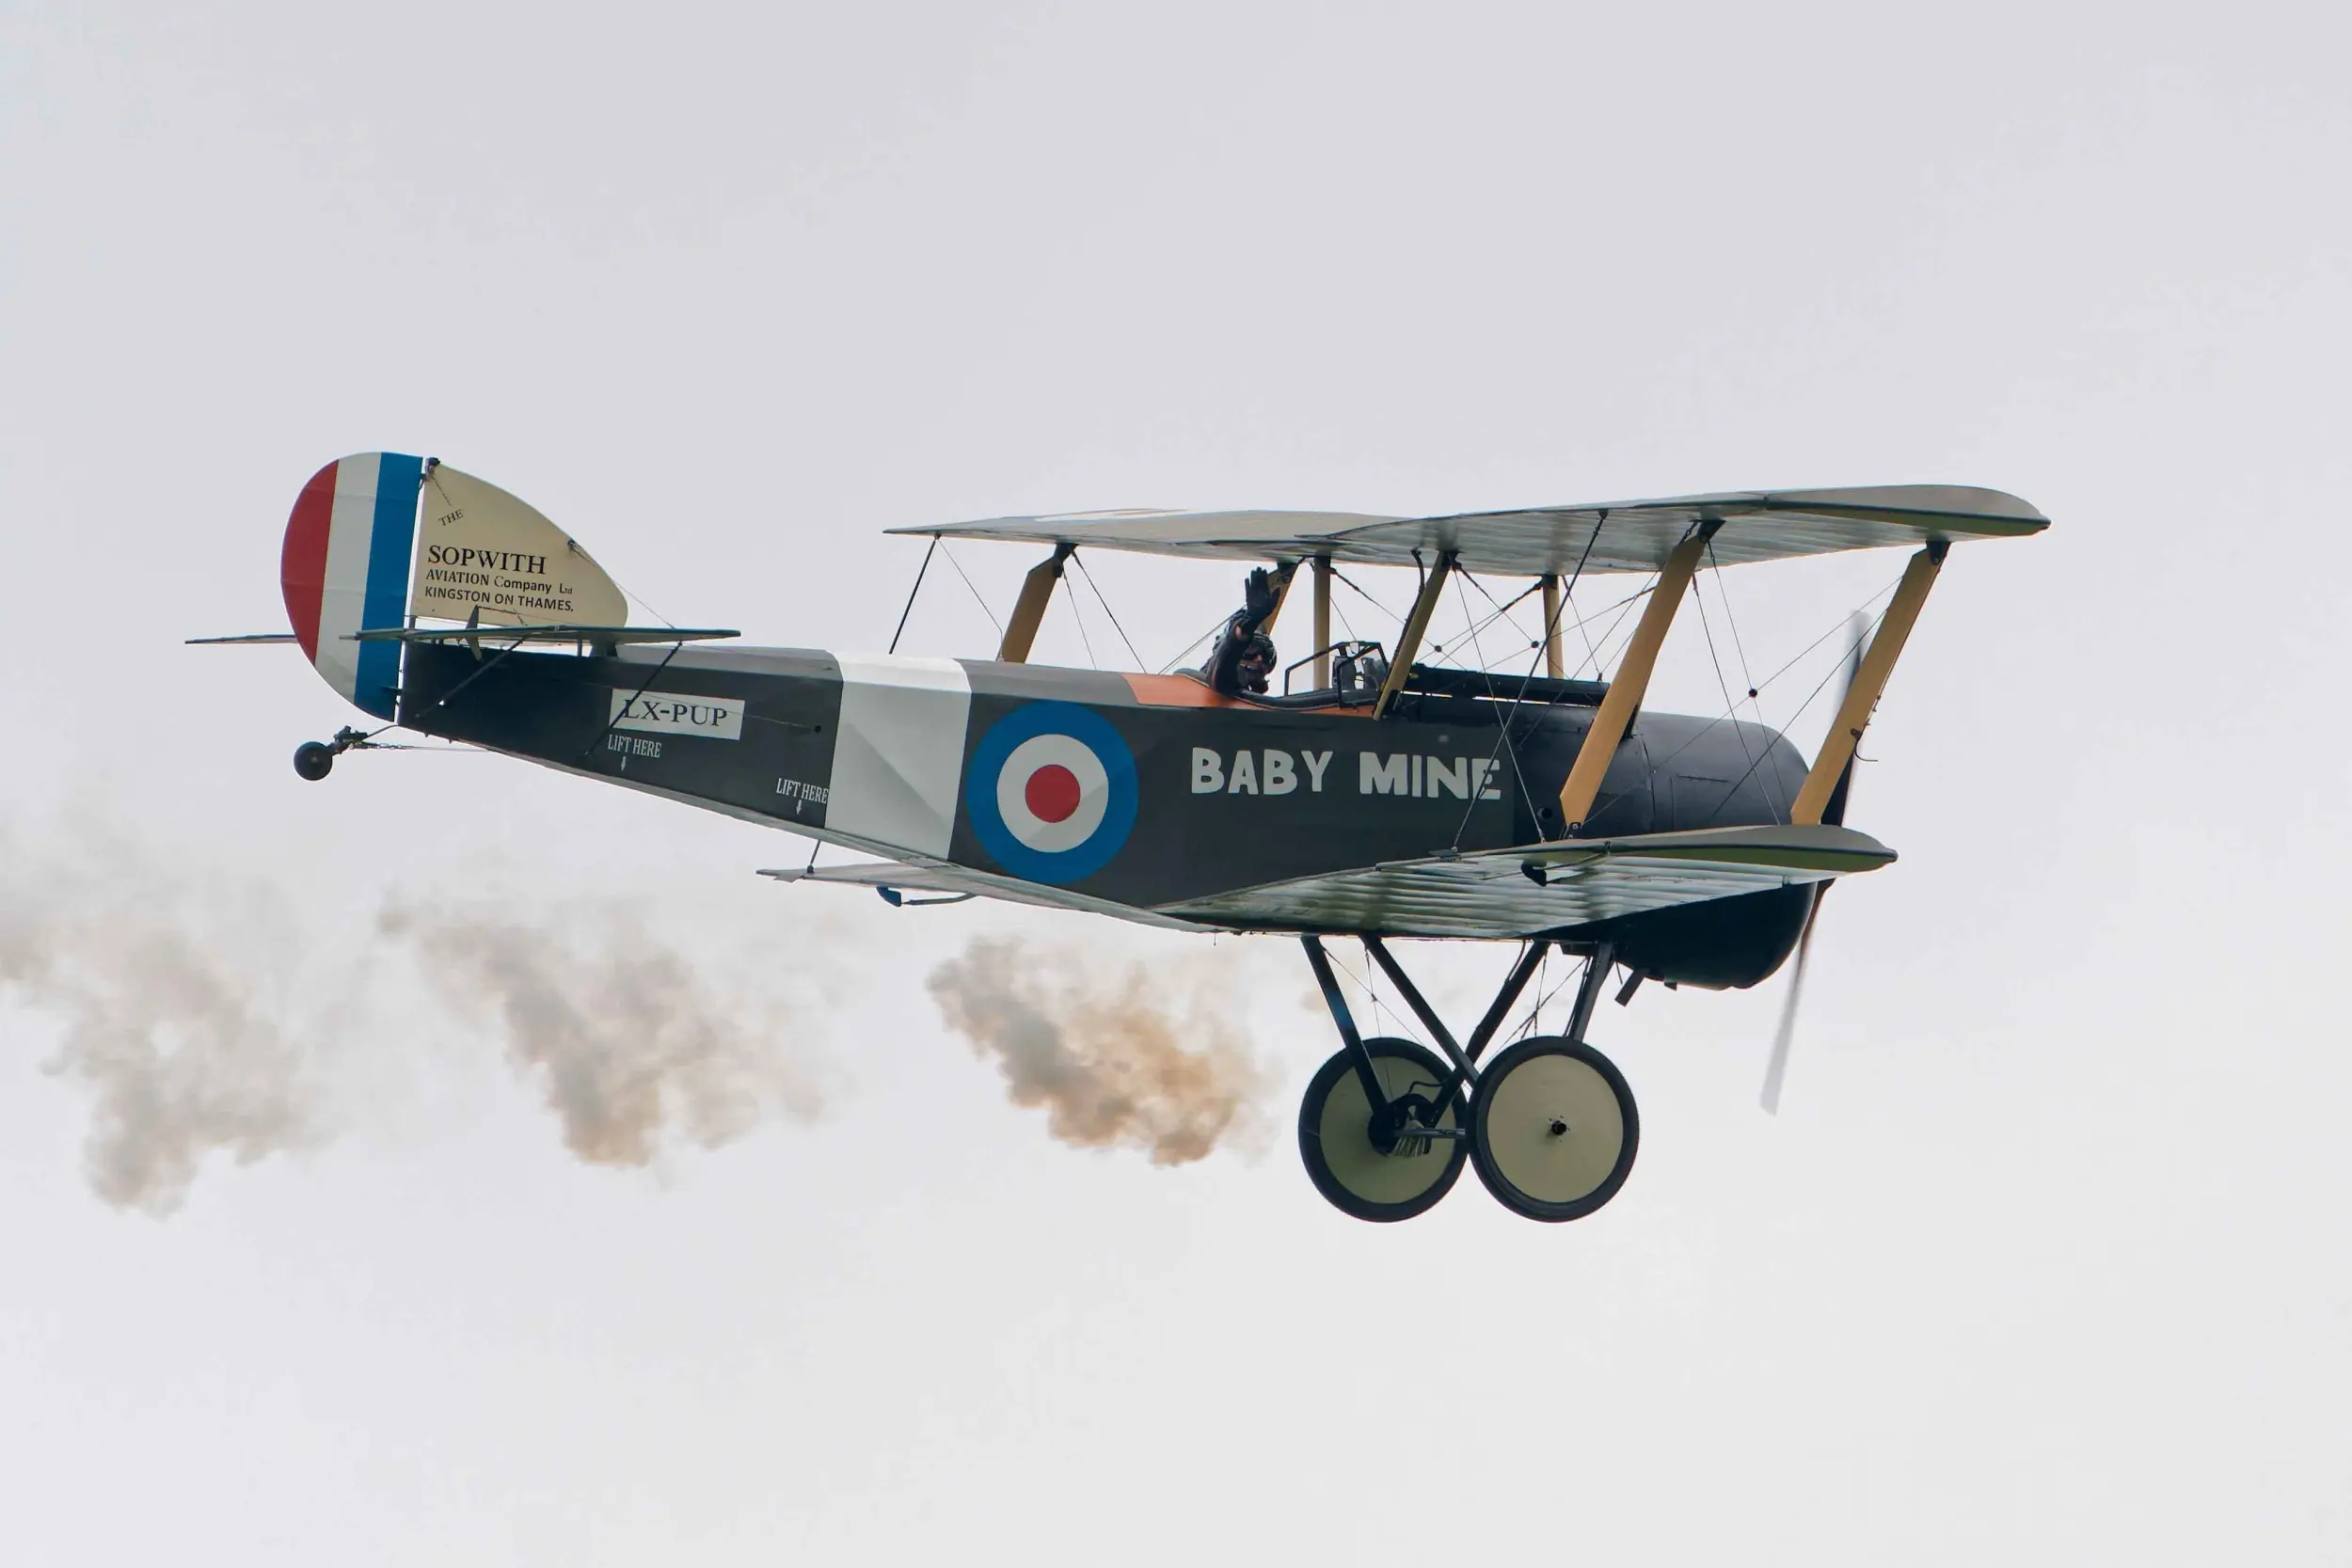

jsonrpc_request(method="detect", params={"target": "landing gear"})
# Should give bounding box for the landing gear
[1297,933,1639,1225]
[1297,1037,1466,1222]
[1470,1036,1638,1222]
[291,725,382,782]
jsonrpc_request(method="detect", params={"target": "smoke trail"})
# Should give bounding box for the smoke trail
[926,935,1265,1164]
[0,821,318,1215]
[379,898,822,1165]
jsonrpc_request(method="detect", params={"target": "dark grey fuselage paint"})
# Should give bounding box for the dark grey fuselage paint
[398,642,1817,989]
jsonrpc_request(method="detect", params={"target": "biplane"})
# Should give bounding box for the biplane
[204,453,2046,1222]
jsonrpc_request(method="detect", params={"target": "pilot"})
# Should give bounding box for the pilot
[1206,563,1293,697]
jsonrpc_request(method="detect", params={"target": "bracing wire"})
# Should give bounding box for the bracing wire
[1063,561,1101,668]
[938,543,1004,637]
[1327,564,1405,630]
[1689,601,1890,820]
[1637,571,1906,782]
[1575,578,1659,681]
[1327,944,1404,1042]
[1071,552,1145,670]
[1510,951,1588,1043]
[1687,573,1774,816]
[1704,541,1762,713]
[1431,571,1545,660]
[1461,573,1546,657]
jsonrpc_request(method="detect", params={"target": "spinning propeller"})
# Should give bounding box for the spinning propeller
[1760,614,1869,1115]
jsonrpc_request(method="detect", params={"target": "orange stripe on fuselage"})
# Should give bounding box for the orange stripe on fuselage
[1118,673,1374,715]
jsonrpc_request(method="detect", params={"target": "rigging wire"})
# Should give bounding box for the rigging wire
[1460,573,1546,657]
[1327,564,1405,629]
[1704,540,1762,713]
[1688,601,1891,819]
[1431,570,1544,659]
[1745,570,1906,697]
[1574,577,1659,680]
[1510,950,1588,1043]
[1063,558,1101,668]
[1327,943,1403,1041]
[1433,540,1657,850]
[1070,552,1145,670]
[1686,573,1774,817]
[1330,592,1359,644]
[1445,633,1550,851]
[1452,570,1494,673]
[1636,571,1905,781]
[1552,507,1610,675]
[938,543,1004,637]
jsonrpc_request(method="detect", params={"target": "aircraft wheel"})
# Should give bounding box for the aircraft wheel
[1470,1036,1639,1222]
[1297,1037,1468,1223]
[293,741,336,782]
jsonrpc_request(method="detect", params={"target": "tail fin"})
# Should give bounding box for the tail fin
[411,464,627,630]
[278,454,628,719]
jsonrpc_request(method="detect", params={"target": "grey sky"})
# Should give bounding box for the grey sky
[4,2,2349,1561]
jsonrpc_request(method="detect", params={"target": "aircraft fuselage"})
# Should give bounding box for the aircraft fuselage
[399,641,1815,988]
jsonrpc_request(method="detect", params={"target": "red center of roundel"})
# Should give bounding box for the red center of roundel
[1024,763,1083,824]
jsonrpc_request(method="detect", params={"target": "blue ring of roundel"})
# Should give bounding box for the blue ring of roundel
[964,702,1138,884]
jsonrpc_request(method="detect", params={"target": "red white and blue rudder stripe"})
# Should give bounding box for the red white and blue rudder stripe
[279,452,424,719]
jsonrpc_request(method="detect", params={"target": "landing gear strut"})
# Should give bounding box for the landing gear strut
[1296,935,1639,1224]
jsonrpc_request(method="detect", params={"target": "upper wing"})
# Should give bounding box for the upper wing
[889,485,2046,577]
[1153,823,1896,938]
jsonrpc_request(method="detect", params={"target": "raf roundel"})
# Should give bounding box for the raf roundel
[965,702,1138,883]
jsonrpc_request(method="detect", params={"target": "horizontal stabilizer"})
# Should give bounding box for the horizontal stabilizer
[350,625,739,645]
[186,633,299,644]
[1156,823,1896,938]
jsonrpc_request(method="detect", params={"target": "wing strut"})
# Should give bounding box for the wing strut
[1373,551,1456,717]
[998,543,1073,663]
[1789,541,1947,824]
[1540,574,1565,678]
[1555,520,1721,830]
[1311,556,1333,689]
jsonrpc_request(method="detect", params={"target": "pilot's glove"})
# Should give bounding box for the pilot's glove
[1243,567,1279,626]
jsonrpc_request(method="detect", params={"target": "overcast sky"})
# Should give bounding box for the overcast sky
[4,3,2349,1562]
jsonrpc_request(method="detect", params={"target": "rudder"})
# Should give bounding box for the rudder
[280,451,424,719]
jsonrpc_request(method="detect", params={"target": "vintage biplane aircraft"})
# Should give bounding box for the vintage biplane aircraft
[202,453,2045,1222]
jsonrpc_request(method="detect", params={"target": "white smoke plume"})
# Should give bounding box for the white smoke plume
[926,935,1266,1164]
[0,818,320,1215]
[379,897,824,1166]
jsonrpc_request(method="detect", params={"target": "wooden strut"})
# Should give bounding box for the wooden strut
[1789,541,1947,825]
[1311,556,1333,689]
[996,543,1074,664]
[1374,553,1455,718]
[1261,560,1298,634]
[1540,573,1565,679]
[1553,521,1721,832]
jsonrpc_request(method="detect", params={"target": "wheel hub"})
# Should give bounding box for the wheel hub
[1369,1092,1438,1156]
